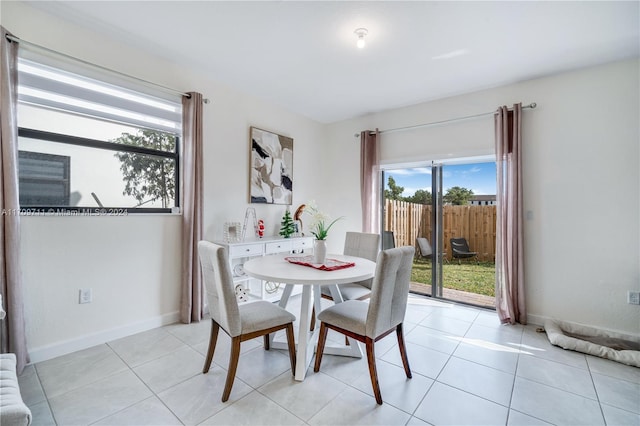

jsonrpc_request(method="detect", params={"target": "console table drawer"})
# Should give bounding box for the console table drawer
[265,240,293,254]
[292,237,313,251]
[229,243,263,257]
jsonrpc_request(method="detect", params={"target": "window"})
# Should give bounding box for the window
[17,58,182,213]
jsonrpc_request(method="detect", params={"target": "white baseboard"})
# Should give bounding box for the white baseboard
[526,313,546,327]
[28,311,181,364]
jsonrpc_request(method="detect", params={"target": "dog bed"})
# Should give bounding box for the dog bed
[544,319,640,368]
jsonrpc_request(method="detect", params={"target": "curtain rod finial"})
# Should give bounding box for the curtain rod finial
[529,102,537,109]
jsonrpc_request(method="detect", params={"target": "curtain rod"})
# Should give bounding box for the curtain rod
[354,102,536,137]
[5,34,210,103]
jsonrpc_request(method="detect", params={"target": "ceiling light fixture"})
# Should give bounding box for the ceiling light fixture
[354,28,368,49]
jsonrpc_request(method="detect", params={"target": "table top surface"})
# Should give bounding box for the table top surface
[243,254,376,285]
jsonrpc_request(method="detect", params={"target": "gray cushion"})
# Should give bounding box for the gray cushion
[0,354,32,426]
[317,300,368,336]
[239,301,296,335]
[321,283,371,301]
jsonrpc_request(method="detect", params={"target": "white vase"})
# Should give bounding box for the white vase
[313,239,327,264]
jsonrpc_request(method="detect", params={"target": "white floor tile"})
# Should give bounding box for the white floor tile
[308,386,411,425]
[108,327,186,367]
[464,322,524,345]
[414,381,509,425]
[406,416,431,426]
[592,372,640,414]
[419,313,473,336]
[93,396,182,425]
[48,370,152,425]
[18,364,47,406]
[133,346,204,393]
[26,400,56,426]
[192,330,262,368]
[258,370,347,421]
[312,350,369,384]
[158,367,252,425]
[406,324,460,355]
[164,317,212,346]
[453,339,520,374]
[200,391,304,425]
[351,359,434,413]
[520,327,588,369]
[600,403,640,426]
[587,355,640,384]
[35,344,128,398]
[233,346,295,389]
[438,356,514,406]
[507,409,552,425]
[511,377,604,425]
[516,355,597,399]
[436,304,481,323]
[382,341,449,380]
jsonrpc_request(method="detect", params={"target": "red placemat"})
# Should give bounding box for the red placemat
[285,256,355,271]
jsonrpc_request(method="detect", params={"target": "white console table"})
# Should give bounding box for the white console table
[214,236,314,303]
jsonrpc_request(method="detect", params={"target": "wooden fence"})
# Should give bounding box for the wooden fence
[384,199,496,262]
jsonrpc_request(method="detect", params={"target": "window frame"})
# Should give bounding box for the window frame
[18,127,181,214]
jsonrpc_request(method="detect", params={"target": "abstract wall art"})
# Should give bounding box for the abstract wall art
[249,127,293,204]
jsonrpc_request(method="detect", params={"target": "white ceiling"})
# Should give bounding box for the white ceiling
[26,1,640,123]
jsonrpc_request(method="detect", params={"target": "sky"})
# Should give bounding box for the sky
[384,162,497,197]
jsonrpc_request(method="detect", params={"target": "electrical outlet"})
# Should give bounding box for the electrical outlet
[627,291,640,305]
[79,288,92,304]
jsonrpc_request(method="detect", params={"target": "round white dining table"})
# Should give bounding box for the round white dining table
[243,253,376,381]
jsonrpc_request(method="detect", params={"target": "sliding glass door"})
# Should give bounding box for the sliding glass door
[382,157,497,308]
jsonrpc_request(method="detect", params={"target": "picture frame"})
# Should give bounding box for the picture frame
[224,221,242,243]
[249,126,293,205]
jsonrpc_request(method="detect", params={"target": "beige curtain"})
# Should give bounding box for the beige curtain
[495,103,526,324]
[360,129,380,234]
[180,92,204,323]
[0,27,29,373]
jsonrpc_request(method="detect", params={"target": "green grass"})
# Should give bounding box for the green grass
[411,258,496,297]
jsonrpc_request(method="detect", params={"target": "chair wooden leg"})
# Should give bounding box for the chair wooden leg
[222,336,241,402]
[264,334,270,350]
[365,337,383,405]
[285,323,297,375]
[310,306,316,331]
[396,323,412,378]
[202,319,219,374]
[313,323,329,372]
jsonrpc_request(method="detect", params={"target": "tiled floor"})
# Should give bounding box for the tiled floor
[19,295,640,425]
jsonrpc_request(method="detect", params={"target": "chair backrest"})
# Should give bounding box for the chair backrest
[416,237,432,257]
[198,241,242,337]
[381,231,395,250]
[365,246,415,338]
[450,237,471,255]
[344,232,380,261]
[343,232,380,289]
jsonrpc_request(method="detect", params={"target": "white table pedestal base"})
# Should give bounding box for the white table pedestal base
[269,283,363,381]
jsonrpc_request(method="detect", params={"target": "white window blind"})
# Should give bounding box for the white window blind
[17,58,182,135]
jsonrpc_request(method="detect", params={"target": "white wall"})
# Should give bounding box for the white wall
[2,1,325,362]
[326,59,640,335]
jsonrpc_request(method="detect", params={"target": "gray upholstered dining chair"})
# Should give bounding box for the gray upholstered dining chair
[198,241,297,402]
[310,231,380,330]
[314,246,415,405]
